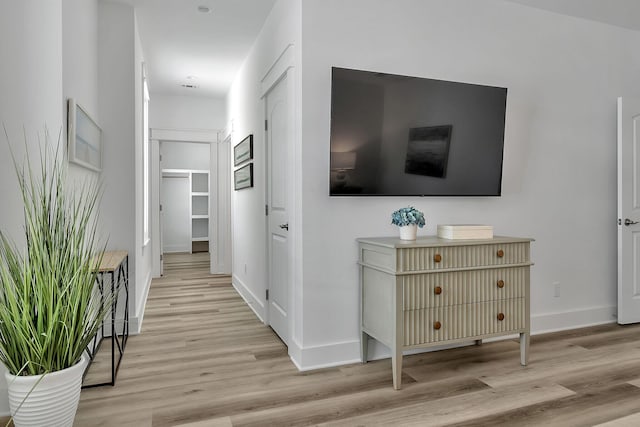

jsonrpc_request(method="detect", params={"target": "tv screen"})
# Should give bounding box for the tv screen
[329,67,507,196]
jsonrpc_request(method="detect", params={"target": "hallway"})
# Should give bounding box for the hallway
[75,253,291,426]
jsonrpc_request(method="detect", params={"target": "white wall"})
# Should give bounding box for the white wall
[226,0,302,355]
[0,0,64,414]
[162,141,210,170]
[296,0,640,368]
[99,2,152,334]
[150,94,225,130]
[62,0,105,266]
[0,0,64,242]
[133,14,153,332]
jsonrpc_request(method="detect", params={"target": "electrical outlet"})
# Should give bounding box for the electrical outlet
[553,281,560,298]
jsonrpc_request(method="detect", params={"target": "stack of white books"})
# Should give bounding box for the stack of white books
[437,224,493,240]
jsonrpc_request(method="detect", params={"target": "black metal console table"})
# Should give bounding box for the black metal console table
[82,251,129,388]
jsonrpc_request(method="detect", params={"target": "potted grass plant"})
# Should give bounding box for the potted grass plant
[0,137,111,427]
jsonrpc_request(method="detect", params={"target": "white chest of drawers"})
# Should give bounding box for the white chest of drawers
[358,236,533,390]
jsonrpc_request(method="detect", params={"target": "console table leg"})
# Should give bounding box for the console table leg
[520,332,530,366]
[392,348,402,390]
[361,331,369,363]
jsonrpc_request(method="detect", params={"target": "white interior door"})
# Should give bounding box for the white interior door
[617,97,640,324]
[162,174,191,253]
[266,74,290,344]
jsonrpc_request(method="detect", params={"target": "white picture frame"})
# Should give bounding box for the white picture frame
[67,98,102,172]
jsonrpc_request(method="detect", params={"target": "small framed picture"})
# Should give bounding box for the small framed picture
[67,98,102,172]
[234,163,253,191]
[234,134,253,166]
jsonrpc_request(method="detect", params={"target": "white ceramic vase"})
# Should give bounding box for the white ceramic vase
[399,224,418,240]
[5,355,86,427]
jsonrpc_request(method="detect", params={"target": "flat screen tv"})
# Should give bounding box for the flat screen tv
[329,67,507,196]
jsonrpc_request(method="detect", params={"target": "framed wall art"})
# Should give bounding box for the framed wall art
[67,98,102,172]
[234,134,253,166]
[234,163,253,190]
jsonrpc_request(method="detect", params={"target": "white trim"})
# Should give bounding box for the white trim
[151,139,162,278]
[531,305,617,334]
[288,338,303,369]
[151,128,218,143]
[232,274,266,323]
[287,305,617,371]
[163,244,191,253]
[295,340,361,371]
[151,128,230,278]
[262,45,297,347]
[126,272,153,335]
[260,44,294,97]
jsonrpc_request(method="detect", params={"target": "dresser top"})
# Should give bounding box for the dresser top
[357,235,534,249]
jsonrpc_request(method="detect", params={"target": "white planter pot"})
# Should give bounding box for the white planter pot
[399,224,418,240]
[5,355,86,427]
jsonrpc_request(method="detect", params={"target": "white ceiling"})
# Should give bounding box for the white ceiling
[115,0,640,100]
[506,0,640,32]
[115,0,276,98]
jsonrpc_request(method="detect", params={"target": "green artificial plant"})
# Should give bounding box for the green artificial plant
[0,133,110,376]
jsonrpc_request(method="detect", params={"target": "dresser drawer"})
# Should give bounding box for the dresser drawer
[397,242,529,272]
[472,298,526,336]
[402,267,528,310]
[403,298,526,346]
[403,305,470,346]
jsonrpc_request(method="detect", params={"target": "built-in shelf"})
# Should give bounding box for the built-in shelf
[162,168,210,253]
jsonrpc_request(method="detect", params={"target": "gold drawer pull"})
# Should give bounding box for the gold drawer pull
[434,254,442,263]
[434,286,443,295]
[497,313,505,321]
[497,280,505,288]
[497,249,505,258]
[433,321,442,330]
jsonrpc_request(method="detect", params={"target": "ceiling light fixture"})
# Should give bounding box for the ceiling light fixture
[197,5,211,13]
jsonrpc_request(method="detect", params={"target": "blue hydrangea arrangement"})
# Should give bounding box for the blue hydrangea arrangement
[391,206,426,228]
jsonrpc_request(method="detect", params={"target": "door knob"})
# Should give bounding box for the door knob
[624,218,639,226]
[279,223,289,230]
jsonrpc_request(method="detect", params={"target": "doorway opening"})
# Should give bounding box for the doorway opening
[151,129,231,278]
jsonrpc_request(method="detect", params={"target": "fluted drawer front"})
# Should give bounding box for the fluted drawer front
[403,298,526,346]
[403,306,470,346]
[472,298,526,336]
[402,267,528,310]
[398,243,529,272]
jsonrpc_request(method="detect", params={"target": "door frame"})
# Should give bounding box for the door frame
[150,128,230,276]
[260,44,296,345]
[617,96,640,324]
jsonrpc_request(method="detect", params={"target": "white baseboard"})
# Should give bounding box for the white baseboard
[132,272,153,334]
[232,274,265,323]
[288,338,303,370]
[288,305,618,371]
[163,244,190,253]
[531,305,617,335]
[293,340,362,371]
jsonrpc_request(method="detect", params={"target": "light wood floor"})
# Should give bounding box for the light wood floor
[69,254,640,426]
